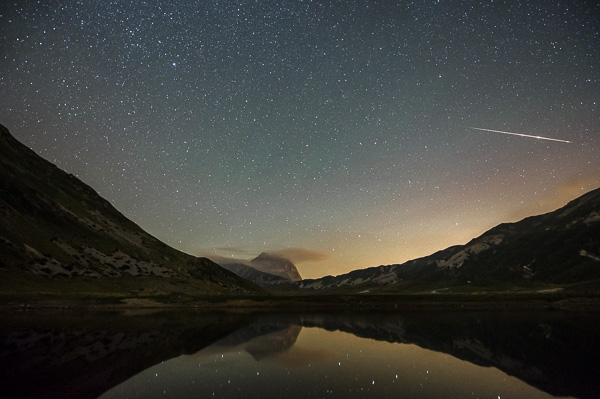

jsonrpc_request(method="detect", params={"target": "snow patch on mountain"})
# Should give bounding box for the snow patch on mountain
[580,250,600,262]
[299,280,324,289]
[584,211,600,226]
[29,240,174,278]
[372,272,399,285]
[437,234,503,269]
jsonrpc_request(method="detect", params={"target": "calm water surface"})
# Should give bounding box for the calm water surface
[1,309,598,398]
[101,323,569,399]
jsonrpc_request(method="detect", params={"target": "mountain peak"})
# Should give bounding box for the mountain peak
[250,252,302,281]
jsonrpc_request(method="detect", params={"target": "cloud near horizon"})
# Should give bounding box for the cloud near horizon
[203,247,331,266]
[202,247,258,265]
[203,253,248,266]
[269,248,331,264]
[210,247,256,256]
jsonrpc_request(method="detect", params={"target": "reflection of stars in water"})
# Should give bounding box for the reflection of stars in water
[102,326,564,398]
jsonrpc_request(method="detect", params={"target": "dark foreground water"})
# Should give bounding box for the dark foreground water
[1,308,599,399]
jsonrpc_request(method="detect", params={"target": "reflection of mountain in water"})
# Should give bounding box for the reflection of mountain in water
[0,311,253,399]
[211,319,302,360]
[296,312,600,399]
[1,310,599,399]
[245,325,302,360]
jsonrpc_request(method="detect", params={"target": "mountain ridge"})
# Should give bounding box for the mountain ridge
[0,124,262,297]
[288,186,600,293]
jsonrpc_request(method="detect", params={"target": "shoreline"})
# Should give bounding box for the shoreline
[2,292,600,312]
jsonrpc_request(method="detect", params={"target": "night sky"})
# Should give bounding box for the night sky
[1,1,598,279]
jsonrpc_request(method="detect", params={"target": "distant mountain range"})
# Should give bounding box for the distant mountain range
[286,185,600,293]
[219,252,302,286]
[0,124,261,297]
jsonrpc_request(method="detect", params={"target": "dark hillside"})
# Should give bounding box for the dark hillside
[0,124,261,298]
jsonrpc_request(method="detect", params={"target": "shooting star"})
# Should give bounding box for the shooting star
[467,126,572,144]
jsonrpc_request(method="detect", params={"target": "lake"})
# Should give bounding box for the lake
[1,308,598,398]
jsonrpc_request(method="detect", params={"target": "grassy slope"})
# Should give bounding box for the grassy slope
[0,124,263,299]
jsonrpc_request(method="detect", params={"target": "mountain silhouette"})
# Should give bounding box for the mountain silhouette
[0,124,261,297]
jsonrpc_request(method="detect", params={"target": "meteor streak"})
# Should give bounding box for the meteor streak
[467,126,572,143]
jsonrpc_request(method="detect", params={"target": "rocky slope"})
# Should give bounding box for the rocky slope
[293,186,600,293]
[0,124,261,297]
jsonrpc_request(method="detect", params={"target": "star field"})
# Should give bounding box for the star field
[1,1,598,278]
